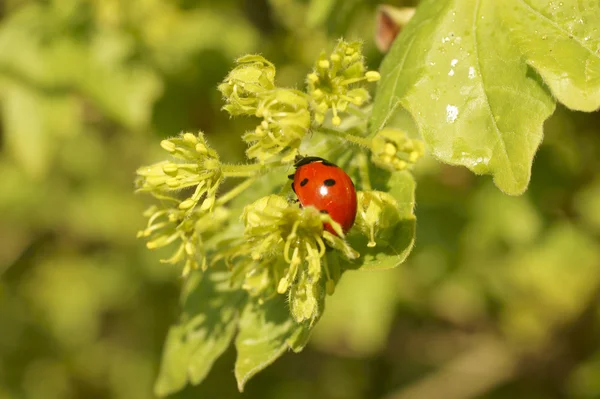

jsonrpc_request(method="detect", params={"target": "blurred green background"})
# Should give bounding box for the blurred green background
[1,1,600,398]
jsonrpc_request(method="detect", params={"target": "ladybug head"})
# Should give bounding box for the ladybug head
[293,155,337,168]
[288,155,338,180]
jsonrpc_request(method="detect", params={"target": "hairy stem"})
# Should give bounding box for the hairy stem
[221,160,290,177]
[318,127,372,148]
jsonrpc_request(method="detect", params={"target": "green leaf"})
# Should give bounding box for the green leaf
[496,223,600,347]
[312,269,401,355]
[75,32,162,130]
[574,178,600,234]
[154,270,246,397]
[371,0,560,195]
[568,352,600,398]
[306,0,338,28]
[0,5,162,131]
[0,79,81,179]
[234,295,308,392]
[348,171,416,270]
[465,183,542,252]
[149,10,260,73]
[228,166,289,211]
[500,0,600,112]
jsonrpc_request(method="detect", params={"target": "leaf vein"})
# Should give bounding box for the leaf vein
[518,0,600,60]
[473,0,516,181]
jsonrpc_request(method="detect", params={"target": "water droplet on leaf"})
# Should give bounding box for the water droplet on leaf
[468,66,476,79]
[446,105,459,123]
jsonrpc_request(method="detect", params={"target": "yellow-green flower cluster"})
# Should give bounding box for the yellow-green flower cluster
[355,191,403,248]
[136,132,222,212]
[137,205,229,276]
[243,89,311,163]
[371,128,424,172]
[230,195,358,323]
[219,55,311,164]
[307,40,380,126]
[218,55,276,116]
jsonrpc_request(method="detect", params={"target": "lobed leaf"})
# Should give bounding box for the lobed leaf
[154,270,246,397]
[347,171,416,270]
[371,0,600,195]
[500,0,600,112]
[234,295,309,392]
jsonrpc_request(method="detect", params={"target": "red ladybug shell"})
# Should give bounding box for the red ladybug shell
[289,157,357,235]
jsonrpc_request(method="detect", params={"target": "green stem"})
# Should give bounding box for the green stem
[221,160,289,177]
[346,105,369,120]
[341,77,366,85]
[317,127,372,148]
[216,177,257,206]
[357,152,372,191]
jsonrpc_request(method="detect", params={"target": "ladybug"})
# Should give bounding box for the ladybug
[289,156,357,235]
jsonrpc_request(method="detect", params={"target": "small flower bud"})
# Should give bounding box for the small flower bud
[179,199,196,210]
[136,132,222,213]
[183,132,198,144]
[160,140,176,152]
[195,143,208,155]
[199,196,215,211]
[365,71,381,82]
[384,142,396,156]
[277,277,290,294]
[371,128,425,172]
[166,178,180,188]
[218,54,276,116]
[355,191,403,247]
[318,59,330,69]
[306,40,378,127]
[162,163,178,176]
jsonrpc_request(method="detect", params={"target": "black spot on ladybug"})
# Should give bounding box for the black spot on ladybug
[324,179,336,186]
[300,178,309,187]
[320,209,329,214]
[291,182,296,194]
